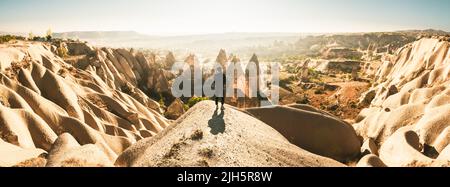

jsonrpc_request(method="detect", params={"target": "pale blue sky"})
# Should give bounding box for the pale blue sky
[0,0,449,35]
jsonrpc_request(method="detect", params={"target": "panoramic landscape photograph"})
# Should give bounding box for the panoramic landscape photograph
[1,0,450,174]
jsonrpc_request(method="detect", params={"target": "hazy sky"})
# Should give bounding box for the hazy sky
[1,0,449,35]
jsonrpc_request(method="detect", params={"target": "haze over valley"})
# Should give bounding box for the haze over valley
[1,0,450,167]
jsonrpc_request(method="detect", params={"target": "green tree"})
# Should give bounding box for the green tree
[28,31,34,41]
[46,28,52,41]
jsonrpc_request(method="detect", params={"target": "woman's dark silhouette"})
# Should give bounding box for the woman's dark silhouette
[214,67,226,110]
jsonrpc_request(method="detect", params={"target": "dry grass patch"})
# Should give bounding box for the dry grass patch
[198,147,214,158]
[60,158,106,167]
[189,129,203,140]
[13,157,47,167]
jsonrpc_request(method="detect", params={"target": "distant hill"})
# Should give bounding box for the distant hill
[0,31,27,37]
[48,29,450,59]
[51,31,302,57]
[294,32,416,53]
[396,29,450,36]
[52,31,150,40]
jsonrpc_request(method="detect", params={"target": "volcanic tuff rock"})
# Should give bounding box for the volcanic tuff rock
[354,38,450,166]
[115,101,345,167]
[0,41,169,165]
[165,98,186,120]
[246,105,361,162]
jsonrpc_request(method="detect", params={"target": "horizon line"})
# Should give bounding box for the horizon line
[2,28,449,37]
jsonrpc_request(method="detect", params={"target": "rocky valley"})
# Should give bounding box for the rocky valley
[0,31,449,167]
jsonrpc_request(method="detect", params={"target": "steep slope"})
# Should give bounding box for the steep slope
[354,37,450,166]
[245,105,361,162]
[115,101,345,167]
[46,133,113,167]
[0,41,169,165]
[0,138,46,167]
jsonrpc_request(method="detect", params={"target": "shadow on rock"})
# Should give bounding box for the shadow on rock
[208,109,225,135]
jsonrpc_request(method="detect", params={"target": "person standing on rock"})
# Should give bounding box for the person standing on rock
[214,66,226,110]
